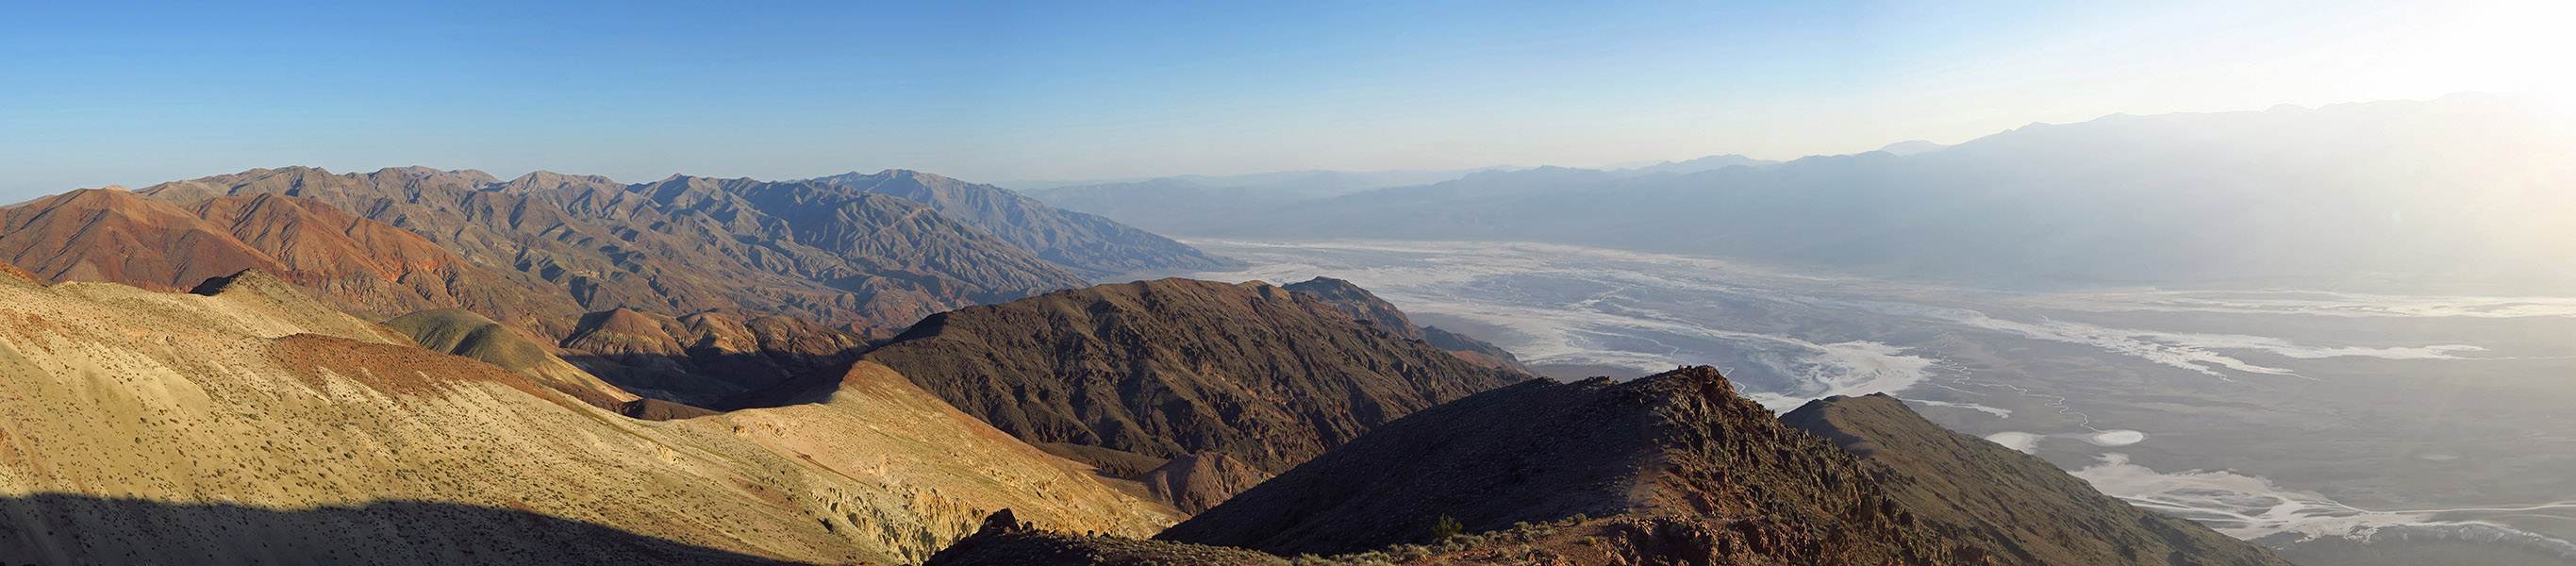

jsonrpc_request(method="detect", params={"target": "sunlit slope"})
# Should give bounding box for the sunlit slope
[0,268,1176,564]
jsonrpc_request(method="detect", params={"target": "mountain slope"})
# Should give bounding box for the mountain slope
[1281,275,1530,372]
[0,270,1177,564]
[141,166,1087,330]
[1158,367,2290,566]
[813,170,1240,277]
[0,188,581,326]
[1780,393,2293,566]
[856,278,1526,474]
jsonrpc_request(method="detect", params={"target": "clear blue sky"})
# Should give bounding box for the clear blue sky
[2,0,2565,200]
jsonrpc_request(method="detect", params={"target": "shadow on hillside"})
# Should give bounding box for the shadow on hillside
[0,493,811,565]
[561,349,864,409]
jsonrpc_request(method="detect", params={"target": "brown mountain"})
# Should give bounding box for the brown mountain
[812,170,1242,277]
[1282,275,1531,372]
[0,265,1178,564]
[1138,453,1274,515]
[856,277,1528,474]
[1780,393,2295,566]
[139,166,1089,331]
[1144,367,2290,566]
[0,188,581,326]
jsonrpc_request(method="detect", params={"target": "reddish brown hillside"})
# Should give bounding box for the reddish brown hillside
[0,189,581,325]
[0,189,279,291]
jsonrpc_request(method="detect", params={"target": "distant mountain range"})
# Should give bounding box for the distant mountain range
[1032,94,2576,293]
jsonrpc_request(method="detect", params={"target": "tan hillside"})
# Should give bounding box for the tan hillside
[0,272,1177,564]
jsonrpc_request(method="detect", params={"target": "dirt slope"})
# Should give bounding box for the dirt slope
[0,272,1176,564]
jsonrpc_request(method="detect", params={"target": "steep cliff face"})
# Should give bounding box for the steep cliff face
[1780,393,2295,566]
[859,278,1527,474]
[0,272,1176,565]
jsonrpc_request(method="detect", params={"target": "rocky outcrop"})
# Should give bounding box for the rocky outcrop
[1781,393,2295,566]
[1281,276,1426,340]
[1282,276,1530,372]
[813,170,1241,278]
[1138,453,1273,514]
[1159,367,2291,566]
[927,510,1284,566]
[859,278,1527,474]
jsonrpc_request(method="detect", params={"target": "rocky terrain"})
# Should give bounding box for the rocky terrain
[1283,276,1529,372]
[859,277,1528,474]
[811,170,1242,278]
[0,268,1178,564]
[1781,393,2293,566]
[1117,366,2288,566]
[130,165,1223,331]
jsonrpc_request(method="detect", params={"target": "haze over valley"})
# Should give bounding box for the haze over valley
[8,1,2573,564]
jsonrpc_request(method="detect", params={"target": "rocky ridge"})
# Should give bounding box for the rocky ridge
[858,277,1528,474]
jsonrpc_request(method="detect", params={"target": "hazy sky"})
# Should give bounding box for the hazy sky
[3,0,2568,200]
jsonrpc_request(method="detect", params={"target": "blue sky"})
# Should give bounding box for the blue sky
[2,0,2567,200]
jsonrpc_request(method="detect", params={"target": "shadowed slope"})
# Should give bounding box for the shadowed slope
[857,278,1525,474]
[1780,393,2294,566]
[0,495,801,566]
[1153,367,2289,566]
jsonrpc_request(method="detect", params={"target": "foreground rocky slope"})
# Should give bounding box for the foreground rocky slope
[859,278,1527,474]
[1089,367,2291,566]
[0,268,1177,564]
[1780,393,2294,566]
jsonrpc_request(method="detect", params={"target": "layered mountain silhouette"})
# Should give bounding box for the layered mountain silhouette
[1039,95,2576,293]
[929,367,2289,565]
[857,278,1528,474]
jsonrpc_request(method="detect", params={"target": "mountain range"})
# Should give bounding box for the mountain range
[1034,94,2576,293]
[0,160,2297,564]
